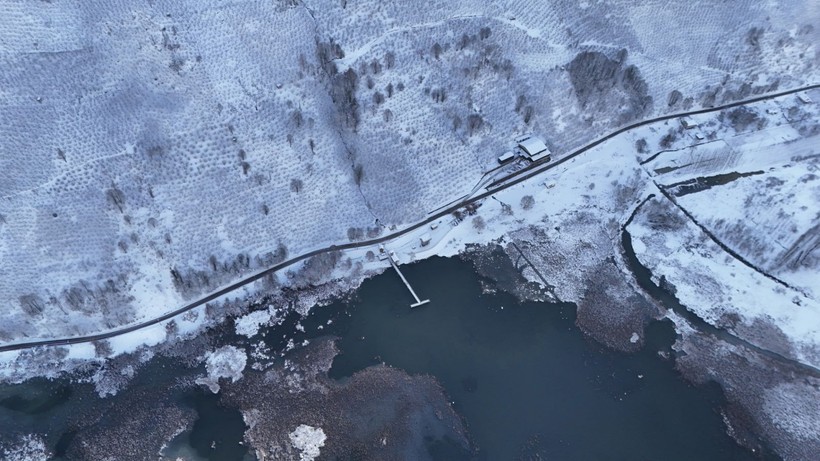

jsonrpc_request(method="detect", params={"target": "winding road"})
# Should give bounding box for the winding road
[1,83,817,353]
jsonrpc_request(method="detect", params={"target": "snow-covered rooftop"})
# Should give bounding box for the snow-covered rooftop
[518,137,549,157]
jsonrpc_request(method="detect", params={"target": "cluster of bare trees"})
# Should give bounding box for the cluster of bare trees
[346,226,382,241]
[723,106,767,132]
[567,49,652,123]
[292,250,342,287]
[170,244,288,298]
[15,272,136,335]
[452,201,482,223]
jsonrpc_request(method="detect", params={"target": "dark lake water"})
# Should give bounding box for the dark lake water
[0,255,765,460]
[324,256,759,460]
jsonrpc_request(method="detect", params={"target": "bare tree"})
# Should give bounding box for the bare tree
[635,138,648,154]
[290,178,303,193]
[520,195,535,210]
[347,227,365,241]
[659,131,676,149]
[209,254,219,271]
[514,95,526,113]
[106,186,126,213]
[431,88,446,103]
[19,294,46,317]
[472,216,486,231]
[315,39,344,76]
[353,164,365,185]
[667,90,682,107]
[523,106,534,124]
[93,340,113,358]
[291,109,303,128]
[432,43,442,59]
[467,114,483,135]
[458,33,471,50]
[165,320,179,337]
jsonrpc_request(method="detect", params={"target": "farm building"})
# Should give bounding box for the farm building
[516,135,551,162]
[680,116,699,129]
[497,151,515,164]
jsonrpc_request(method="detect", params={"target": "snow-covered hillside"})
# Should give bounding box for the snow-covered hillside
[0,1,817,347]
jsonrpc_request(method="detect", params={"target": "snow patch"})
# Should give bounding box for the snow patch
[0,434,50,461]
[289,424,326,461]
[235,309,273,338]
[195,345,247,393]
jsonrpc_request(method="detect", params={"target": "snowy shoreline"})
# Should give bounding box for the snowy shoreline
[1,88,818,377]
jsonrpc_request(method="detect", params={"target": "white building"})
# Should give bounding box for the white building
[516,135,551,162]
[497,151,515,164]
[680,116,699,129]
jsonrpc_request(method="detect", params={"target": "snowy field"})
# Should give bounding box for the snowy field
[629,196,820,368]
[641,90,820,299]
[0,1,818,364]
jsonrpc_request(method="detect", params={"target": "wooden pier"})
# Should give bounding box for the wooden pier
[384,248,430,308]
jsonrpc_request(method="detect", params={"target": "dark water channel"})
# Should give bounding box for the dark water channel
[0,255,768,460]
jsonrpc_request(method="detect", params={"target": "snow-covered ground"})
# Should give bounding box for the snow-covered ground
[641,91,820,299]
[1,0,817,350]
[629,196,820,368]
[621,90,820,370]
